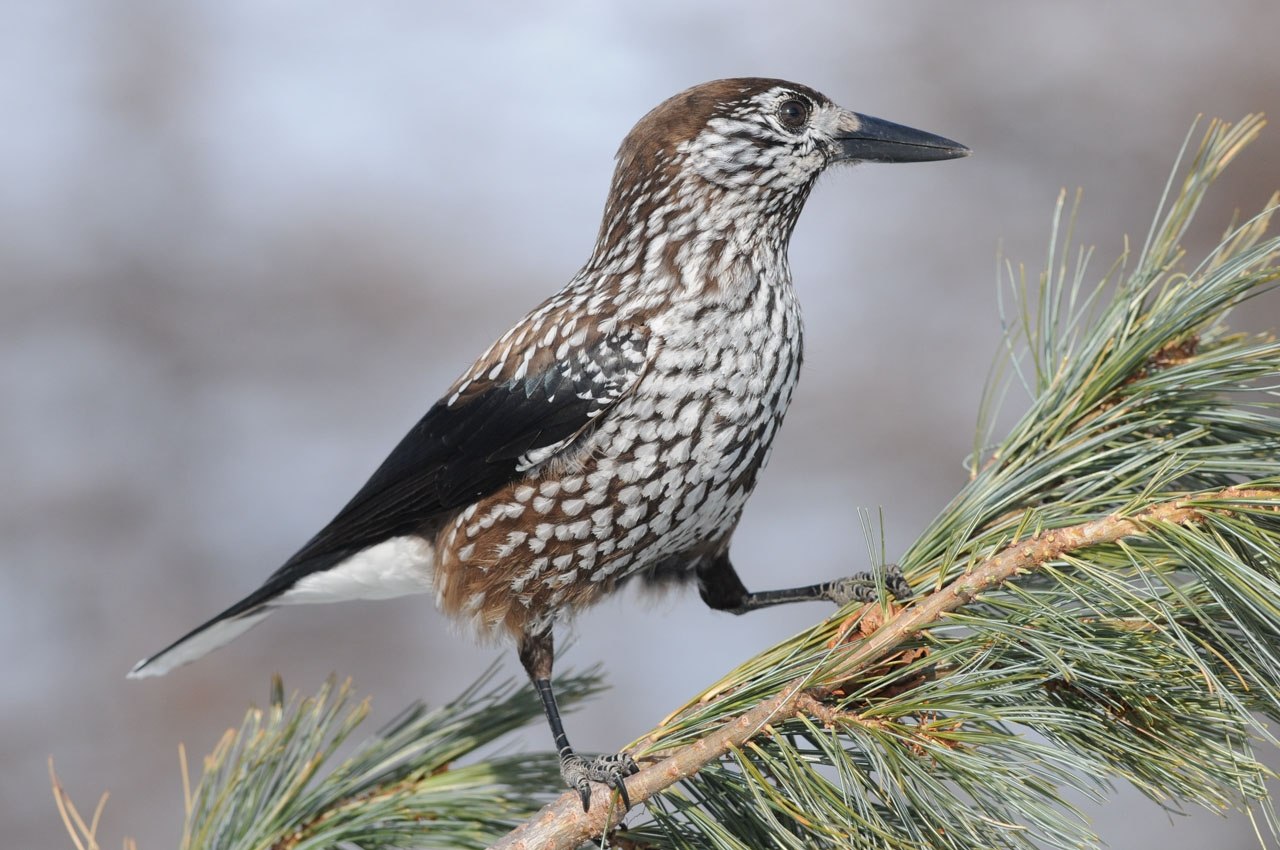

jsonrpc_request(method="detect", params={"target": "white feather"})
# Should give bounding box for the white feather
[128,536,436,679]
[281,535,435,604]
[127,607,274,679]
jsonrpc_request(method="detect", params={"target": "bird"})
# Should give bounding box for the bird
[129,78,968,811]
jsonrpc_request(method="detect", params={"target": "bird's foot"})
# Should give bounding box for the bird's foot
[825,564,912,605]
[561,750,639,812]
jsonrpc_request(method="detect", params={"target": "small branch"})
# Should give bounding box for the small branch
[818,485,1273,687]
[489,680,811,850]
[488,486,1277,850]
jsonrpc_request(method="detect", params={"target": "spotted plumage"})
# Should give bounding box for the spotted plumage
[129,78,968,810]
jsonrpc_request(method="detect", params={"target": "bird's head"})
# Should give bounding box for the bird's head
[590,78,968,276]
[616,78,969,196]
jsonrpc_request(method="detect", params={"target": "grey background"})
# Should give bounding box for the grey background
[5,2,1280,847]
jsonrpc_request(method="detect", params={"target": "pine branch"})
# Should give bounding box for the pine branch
[491,487,1280,850]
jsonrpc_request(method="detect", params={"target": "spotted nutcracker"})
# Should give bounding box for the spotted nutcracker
[129,78,968,810]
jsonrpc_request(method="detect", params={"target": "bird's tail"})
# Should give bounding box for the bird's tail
[127,600,275,679]
[128,540,438,678]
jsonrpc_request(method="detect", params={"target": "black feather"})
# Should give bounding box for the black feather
[259,326,649,590]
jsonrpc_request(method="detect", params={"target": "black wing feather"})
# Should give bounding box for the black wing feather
[262,325,649,586]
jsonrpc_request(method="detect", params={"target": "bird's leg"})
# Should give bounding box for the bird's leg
[517,628,637,812]
[697,553,912,615]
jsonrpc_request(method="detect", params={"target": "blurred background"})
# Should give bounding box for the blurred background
[5,1,1280,847]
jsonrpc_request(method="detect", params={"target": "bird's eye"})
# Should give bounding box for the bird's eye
[777,98,810,130]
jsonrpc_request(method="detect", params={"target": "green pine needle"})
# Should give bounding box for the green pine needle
[178,667,603,850]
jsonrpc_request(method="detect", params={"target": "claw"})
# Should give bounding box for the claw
[827,565,912,606]
[560,751,637,812]
[884,564,912,601]
[613,774,631,810]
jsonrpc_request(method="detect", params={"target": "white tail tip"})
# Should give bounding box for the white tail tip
[126,607,274,679]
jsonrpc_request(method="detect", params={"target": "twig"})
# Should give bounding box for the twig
[487,485,1278,850]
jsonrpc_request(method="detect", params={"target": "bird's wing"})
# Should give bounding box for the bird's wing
[270,321,652,580]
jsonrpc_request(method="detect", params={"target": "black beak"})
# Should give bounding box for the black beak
[835,112,970,163]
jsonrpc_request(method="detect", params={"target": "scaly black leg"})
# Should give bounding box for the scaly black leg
[517,628,638,812]
[697,553,911,615]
